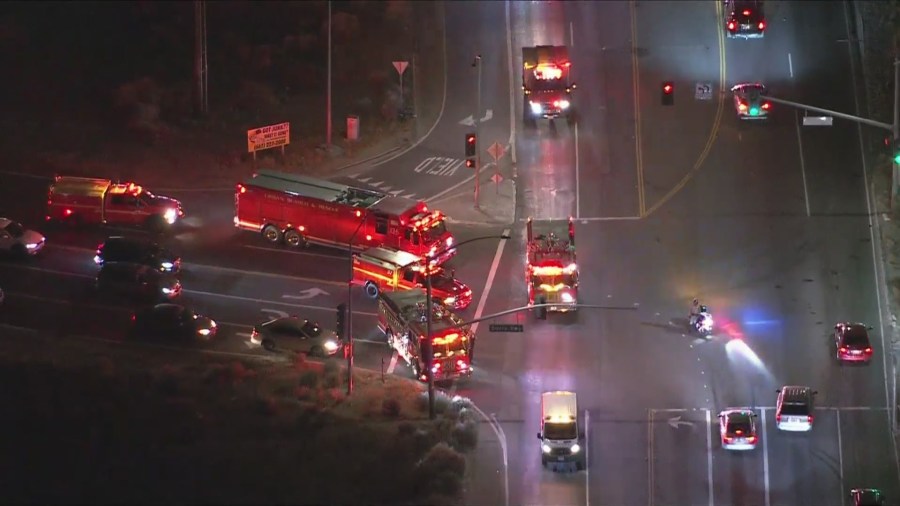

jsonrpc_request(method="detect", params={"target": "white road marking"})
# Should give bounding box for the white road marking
[761,408,771,506]
[469,228,511,336]
[705,409,714,506]
[0,322,38,333]
[585,408,590,506]
[836,410,844,503]
[570,21,575,47]
[183,289,378,316]
[0,264,93,279]
[242,244,345,260]
[647,409,654,506]
[387,350,399,374]
[260,309,289,321]
[842,0,900,483]
[793,110,812,217]
[788,52,794,78]
[505,0,517,166]
[487,412,510,506]
[575,120,581,219]
[426,160,498,202]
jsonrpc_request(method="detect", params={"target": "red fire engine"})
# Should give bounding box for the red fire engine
[377,288,474,382]
[235,170,456,264]
[522,45,576,124]
[526,217,578,317]
[47,176,184,230]
[352,246,473,310]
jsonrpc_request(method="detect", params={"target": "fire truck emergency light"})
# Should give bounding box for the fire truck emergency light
[534,64,563,80]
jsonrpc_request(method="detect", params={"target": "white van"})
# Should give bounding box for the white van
[536,391,584,470]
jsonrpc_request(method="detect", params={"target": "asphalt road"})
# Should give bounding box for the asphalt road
[466,1,900,506]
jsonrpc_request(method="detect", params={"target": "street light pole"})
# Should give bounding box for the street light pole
[346,214,366,395]
[423,233,509,419]
[326,0,333,148]
[474,54,482,208]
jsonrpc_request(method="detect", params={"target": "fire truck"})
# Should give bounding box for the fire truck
[235,170,456,265]
[522,45,576,124]
[377,288,474,382]
[353,246,473,310]
[526,217,578,318]
[46,176,184,231]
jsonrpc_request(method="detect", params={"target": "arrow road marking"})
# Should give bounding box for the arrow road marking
[357,177,371,183]
[480,109,493,123]
[261,309,289,320]
[667,415,694,429]
[459,115,475,126]
[389,190,403,196]
[282,288,330,300]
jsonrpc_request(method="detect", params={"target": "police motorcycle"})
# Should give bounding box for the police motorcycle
[690,305,714,338]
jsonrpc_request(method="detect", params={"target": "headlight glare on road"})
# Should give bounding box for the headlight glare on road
[324,340,339,351]
[541,444,551,454]
[530,101,542,115]
[164,208,178,224]
[570,444,580,454]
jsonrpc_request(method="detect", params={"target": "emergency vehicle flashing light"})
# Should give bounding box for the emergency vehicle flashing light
[534,64,563,80]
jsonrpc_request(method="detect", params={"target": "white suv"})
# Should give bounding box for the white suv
[775,385,817,432]
[0,218,45,257]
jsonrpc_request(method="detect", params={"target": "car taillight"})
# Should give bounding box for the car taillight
[738,102,748,112]
[723,436,733,443]
[747,436,757,443]
[64,209,73,217]
[251,329,259,339]
[807,415,813,424]
[742,9,751,16]
[865,347,873,354]
[758,21,765,31]
[776,414,781,423]
[131,314,136,322]
[727,20,736,31]
[839,346,848,353]
[761,102,771,110]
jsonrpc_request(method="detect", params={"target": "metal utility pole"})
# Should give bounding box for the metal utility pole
[346,214,366,395]
[326,0,333,148]
[474,54,482,208]
[892,56,900,209]
[193,0,208,116]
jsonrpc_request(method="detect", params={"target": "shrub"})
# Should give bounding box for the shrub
[322,360,341,388]
[413,443,466,498]
[450,418,478,452]
[298,370,320,388]
[416,391,451,415]
[382,397,402,418]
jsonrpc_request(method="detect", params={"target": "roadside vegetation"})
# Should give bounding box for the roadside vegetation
[0,1,441,187]
[0,333,479,505]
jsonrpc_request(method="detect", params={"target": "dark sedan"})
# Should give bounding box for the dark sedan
[96,262,181,302]
[131,303,218,341]
[94,236,181,273]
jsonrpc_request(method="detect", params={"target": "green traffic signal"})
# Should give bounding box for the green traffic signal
[894,152,900,165]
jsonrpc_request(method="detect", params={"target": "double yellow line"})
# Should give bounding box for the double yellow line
[631,0,728,218]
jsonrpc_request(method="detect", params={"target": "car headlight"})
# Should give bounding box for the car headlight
[197,328,212,336]
[164,208,178,224]
[541,444,551,454]
[93,255,102,264]
[444,296,457,305]
[530,101,543,114]
[26,243,39,249]
[160,261,174,271]
[559,100,571,109]
[561,292,574,303]
[570,444,580,454]
[446,236,453,246]
[162,287,174,294]
[323,340,339,351]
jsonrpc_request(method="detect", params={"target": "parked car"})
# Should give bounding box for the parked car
[251,316,341,356]
[0,218,45,258]
[131,303,217,341]
[96,262,181,302]
[94,236,181,273]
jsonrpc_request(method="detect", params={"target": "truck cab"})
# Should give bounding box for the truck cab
[537,391,584,471]
[522,45,576,125]
[353,247,472,309]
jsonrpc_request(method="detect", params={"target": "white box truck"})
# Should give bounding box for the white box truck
[536,391,584,470]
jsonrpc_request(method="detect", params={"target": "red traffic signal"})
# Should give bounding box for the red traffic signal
[661,81,674,106]
[663,82,673,94]
[465,132,476,158]
[465,159,475,168]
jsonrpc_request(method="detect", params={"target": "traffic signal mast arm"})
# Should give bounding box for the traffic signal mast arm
[763,95,891,131]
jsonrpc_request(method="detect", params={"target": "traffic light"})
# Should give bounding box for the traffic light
[661,81,674,106]
[465,133,476,168]
[336,303,347,341]
[893,138,900,165]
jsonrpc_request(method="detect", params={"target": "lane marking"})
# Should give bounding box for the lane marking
[841,0,900,482]
[837,410,844,504]
[705,409,714,506]
[794,110,812,217]
[575,120,581,219]
[387,350,399,374]
[788,52,794,79]
[0,322,38,333]
[242,244,346,260]
[643,0,727,217]
[761,408,771,506]
[427,161,498,202]
[647,409,654,506]
[469,228,511,336]
[570,21,574,47]
[505,0,517,166]
[183,289,378,317]
[629,0,646,217]
[585,408,590,506]
[0,264,93,279]
[487,412,510,506]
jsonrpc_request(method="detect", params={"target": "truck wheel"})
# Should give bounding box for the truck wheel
[284,229,307,248]
[262,225,282,244]
[364,282,379,299]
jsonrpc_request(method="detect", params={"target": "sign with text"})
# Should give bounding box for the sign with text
[247,122,290,153]
[489,323,524,333]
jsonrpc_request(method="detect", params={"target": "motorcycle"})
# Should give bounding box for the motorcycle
[690,305,714,338]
